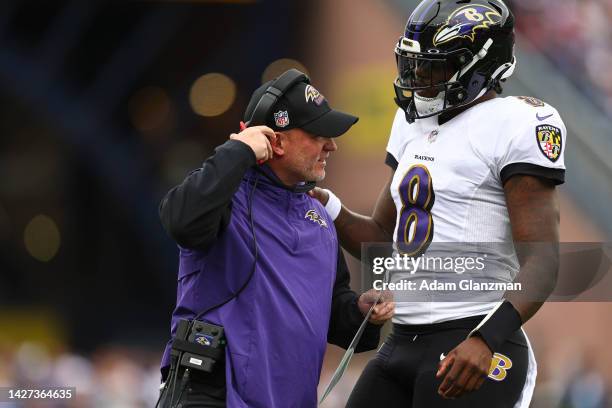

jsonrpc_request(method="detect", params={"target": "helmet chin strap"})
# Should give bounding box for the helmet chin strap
[475,56,517,100]
[491,56,517,81]
[450,38,494,83]
[412,38,494,117]
[446,38,516,106]
[402,38,516,120]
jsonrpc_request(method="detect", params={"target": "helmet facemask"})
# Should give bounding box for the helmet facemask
[394,36,495,123]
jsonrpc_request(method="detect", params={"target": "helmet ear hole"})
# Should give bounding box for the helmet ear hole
[446,85,468,105]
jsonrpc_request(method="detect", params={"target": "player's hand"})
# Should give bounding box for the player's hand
[230,126,276,162]
[307,187,330,205]
[358,289,394,325]
[436,336,493,399]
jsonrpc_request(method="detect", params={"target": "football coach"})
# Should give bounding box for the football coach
[157,70,394,407]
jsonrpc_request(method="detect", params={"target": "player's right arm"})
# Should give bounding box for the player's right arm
[159,126,274,250]
[310,109,406,259]
[309,174,396,259]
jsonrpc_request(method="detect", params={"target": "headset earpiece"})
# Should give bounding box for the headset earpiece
[245,69,309,127]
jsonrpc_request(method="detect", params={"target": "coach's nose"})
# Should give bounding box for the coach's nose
[324,138,337,152]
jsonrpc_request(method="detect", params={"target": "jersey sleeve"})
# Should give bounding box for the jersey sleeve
[495,108,567,185]
[385,109,408,171]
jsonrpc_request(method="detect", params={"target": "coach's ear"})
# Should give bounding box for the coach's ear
[271,131,286,157]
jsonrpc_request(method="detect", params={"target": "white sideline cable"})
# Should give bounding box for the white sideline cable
[318,290,383,405]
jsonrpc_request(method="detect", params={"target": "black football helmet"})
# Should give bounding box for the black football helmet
[394,0,516,122]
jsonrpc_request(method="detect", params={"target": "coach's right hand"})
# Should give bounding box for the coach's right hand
[230,126,276,162]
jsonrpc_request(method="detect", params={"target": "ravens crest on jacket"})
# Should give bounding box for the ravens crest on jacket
[305,209,328,228]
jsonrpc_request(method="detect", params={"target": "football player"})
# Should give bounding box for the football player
[310,0,566,406]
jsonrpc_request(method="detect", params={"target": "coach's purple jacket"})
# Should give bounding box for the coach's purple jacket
[159,140,380,407]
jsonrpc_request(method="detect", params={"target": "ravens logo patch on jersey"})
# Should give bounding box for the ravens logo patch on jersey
[536,124,562,162]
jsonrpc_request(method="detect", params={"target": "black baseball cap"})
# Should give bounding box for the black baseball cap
[243,77,359,137]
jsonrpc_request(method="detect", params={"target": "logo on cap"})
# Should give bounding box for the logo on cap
[274,110,290,128]
[305,85,325,106]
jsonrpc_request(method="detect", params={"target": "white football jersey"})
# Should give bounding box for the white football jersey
[386,96,566,324]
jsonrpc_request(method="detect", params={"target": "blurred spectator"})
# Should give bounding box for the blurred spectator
[508,0,612,115]
[560,370,610,408]
[1,342,161,407]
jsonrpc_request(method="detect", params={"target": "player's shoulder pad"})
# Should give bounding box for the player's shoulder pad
[503,95,563,120]
[501,96,566,164]
[387,108,412,156]
[496,96,565,129]
[391,108,408,127]
[390,107,421,136]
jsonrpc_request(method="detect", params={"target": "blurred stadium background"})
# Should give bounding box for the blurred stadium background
[0,0,611,406]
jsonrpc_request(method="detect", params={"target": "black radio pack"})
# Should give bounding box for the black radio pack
[170,319,226,373]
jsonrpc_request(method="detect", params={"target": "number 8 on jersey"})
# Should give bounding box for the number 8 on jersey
[397,164,435,256]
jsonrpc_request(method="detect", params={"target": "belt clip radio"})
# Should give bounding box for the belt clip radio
[170,319,226,373]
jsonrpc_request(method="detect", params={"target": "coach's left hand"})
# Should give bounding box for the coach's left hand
[436,336,493,399]
[357,289,394,325]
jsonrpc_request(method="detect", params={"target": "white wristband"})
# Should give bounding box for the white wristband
[323,189,342,221]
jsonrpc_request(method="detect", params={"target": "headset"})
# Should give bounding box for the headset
[243,68,309,127]
[156,69,313,408]
[245,69,317,193]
